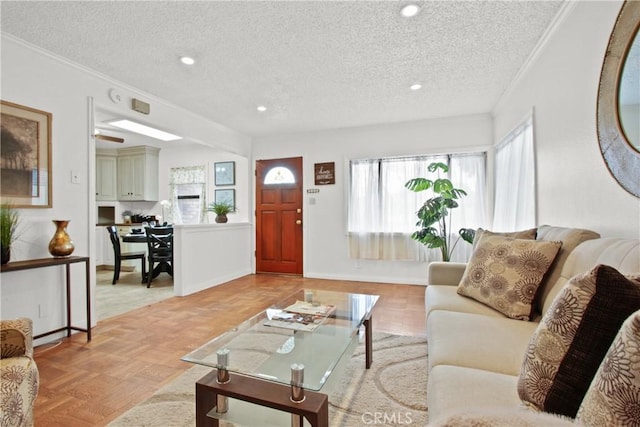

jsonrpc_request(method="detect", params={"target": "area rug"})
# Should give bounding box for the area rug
[108,333,428,426]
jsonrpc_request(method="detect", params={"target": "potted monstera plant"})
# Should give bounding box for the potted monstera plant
[0,203,20,264]
[405,162,475,262]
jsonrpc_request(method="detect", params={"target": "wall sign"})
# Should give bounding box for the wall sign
[314,162,335,185]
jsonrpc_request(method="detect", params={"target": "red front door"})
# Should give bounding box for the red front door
[255,157,303,274]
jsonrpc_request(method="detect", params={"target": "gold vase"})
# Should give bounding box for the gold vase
[48,220,74,257]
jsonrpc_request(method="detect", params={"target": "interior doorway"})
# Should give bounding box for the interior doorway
[255,157,303,274]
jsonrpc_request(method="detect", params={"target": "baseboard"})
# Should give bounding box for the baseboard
[304,271,427,286]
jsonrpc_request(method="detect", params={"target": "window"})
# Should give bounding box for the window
[176,183,203,225]
[348,153,486,261]
[264,166,295,185]
[168,165,206,224]
[493,116,535,231]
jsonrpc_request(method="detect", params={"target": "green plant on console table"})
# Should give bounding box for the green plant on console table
[0,203,20,264]
[405,162,475,262]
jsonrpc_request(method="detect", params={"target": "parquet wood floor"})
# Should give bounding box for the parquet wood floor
[33,274,426,426]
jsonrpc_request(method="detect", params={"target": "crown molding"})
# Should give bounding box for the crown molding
[1,32,249,143]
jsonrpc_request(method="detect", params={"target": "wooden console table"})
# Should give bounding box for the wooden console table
[1,256,91,341]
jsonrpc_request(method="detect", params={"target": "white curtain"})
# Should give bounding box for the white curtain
[168,165,207,224]
[493,116,536,231]
[449,154,487,261]
[348,153,485,262]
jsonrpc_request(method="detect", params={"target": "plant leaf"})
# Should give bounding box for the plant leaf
[411,228,445,248]
[427,162,449,173]
[459,228,476,244]
[433,179,454,194]
[405,178,433,192]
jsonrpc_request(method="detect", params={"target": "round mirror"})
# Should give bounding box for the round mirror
[618,28,639,151]
[597,1,640,197]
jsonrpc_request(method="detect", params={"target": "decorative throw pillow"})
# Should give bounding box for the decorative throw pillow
[471,227,537,249]
[518,265,640,418]
[457,234,561,320]
[576,309,640,427]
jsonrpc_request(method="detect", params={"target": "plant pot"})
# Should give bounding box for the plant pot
[215,214,228,224]
[1,245,10,265]
[48,220,75,257]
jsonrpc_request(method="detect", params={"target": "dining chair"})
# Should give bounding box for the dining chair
[106,226,146,285]
[144,226,174,288]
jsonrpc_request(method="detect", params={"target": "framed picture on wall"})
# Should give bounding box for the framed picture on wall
[0,100,53,208]
[214,161,235,186]
[215,189,235,211]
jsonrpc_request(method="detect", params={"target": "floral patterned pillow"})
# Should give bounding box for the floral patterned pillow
[471,227,537,249]
[518,265,640,418]
[457,234,561,320]
[576,309,640,426]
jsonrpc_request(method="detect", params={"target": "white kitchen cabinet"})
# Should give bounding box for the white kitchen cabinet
[96,225,115,267]
[96,150,118,201]
[117,146,160,201]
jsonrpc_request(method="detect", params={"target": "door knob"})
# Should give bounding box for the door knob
[296,220,302,225]
[297,208,302,213]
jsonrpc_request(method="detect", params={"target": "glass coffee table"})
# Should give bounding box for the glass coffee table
[182,289,379,427]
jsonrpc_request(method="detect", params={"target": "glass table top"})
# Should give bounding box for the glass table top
[181,289,379,391]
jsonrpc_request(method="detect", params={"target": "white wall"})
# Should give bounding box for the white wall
[253,115,493,285]
[156,145,250,224]
[173,223,252,296]
[1,36,250,343]
[492,0,640,239]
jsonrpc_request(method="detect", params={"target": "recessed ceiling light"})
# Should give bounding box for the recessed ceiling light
[410,83,422,91]
[257,105,267,112]
[400,4,420,18]
[107,119,182,141]
[180,56,195,65]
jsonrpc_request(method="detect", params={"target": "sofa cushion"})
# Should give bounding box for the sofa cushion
[427,365,521,422]
[534,225,600,315]
[457,234,562,320]
[427,311,537,375]
[518,264,640,418]
[425,285,508,320]
[576,309,640,427]
[472,227,537,248]
[429,407,576,427]
[542,237,640,315]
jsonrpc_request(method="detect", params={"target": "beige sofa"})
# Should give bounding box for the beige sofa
[424,225,640,424]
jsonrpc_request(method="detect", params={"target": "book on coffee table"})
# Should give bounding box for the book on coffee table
[264,301,336,332]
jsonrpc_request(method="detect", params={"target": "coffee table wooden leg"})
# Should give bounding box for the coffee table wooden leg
[196,369,328,427]
[364,314,373,369]
[196,371,219,427]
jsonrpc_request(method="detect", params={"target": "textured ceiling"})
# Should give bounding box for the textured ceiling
[1,1,565,138]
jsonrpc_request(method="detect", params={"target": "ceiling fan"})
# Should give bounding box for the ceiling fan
[94,133,124,143]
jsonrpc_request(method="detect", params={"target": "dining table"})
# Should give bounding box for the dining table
[122,230,173,281]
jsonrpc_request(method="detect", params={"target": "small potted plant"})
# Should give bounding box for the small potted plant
[206,202,233,224]
[0,203,20,264]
